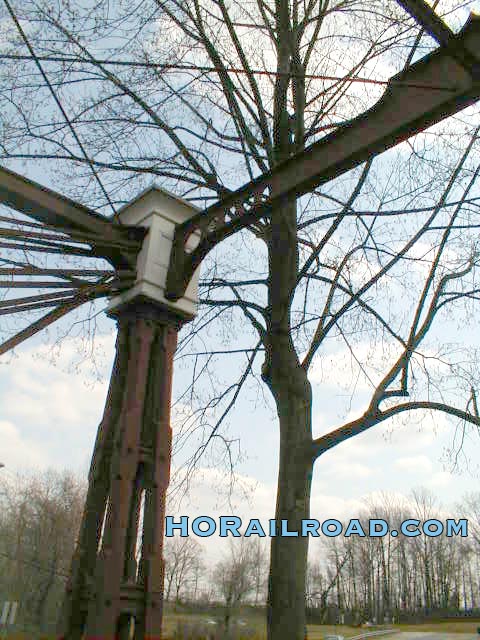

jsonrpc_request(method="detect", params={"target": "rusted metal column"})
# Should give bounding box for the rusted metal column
[58,300,183,640]
[58,325,130,640]
[56,185,199,639]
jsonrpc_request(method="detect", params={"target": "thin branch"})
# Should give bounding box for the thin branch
[312,401,480,460]
[2,0,118,218]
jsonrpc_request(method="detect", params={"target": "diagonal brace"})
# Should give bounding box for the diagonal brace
[165,13,480,302]
[0,166,146,269]
[397,0,480,78]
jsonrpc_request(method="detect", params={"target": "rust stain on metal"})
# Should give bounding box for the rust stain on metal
[57,302,182,640]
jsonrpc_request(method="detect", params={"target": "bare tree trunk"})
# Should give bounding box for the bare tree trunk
[264,201,313,638]
[165,572,174,603]
[263,0,310,631]
[267,392,312,640]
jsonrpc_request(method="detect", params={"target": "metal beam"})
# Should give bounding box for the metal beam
[0,271,134,356]
[398,0,462,48]
[397,0,480,77]
[0,165,146,269]
[0,285,108,356]
[165,13,480,301]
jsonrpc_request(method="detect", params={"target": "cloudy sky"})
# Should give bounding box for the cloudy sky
[1,308,479,564]
[1,0,480,565]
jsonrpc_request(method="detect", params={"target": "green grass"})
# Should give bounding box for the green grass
[395,620,480,634]
[2,615,478,639]
[162,611,480,639]
[162,612,380,639]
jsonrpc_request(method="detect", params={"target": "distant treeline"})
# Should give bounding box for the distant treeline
[305,489,480,625]
[1,470,479,634]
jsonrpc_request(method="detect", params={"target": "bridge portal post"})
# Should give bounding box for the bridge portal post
[57,187,200,640]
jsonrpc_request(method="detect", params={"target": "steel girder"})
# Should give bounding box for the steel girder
[0,165,145,270]
[165,10,480,301]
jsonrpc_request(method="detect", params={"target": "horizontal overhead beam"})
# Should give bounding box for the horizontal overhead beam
[165,13,480,301]
[0,165,145,268]
[0,286,107,356]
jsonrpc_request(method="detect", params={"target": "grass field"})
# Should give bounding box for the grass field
[394,620,480,634]
[163,610,480,638]
[1,614,479,639]
[163,610,480,639]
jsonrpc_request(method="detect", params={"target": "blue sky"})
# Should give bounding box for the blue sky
[1,301,479,566]
[1,1,480,565]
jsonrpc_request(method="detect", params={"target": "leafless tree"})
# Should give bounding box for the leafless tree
[1,1,480,638]
[213,539,255,634]
[306,488,480,622]
[164,536,204,605]
[249,537,268,606]
[0,469,86,633]
[462,491,480,547]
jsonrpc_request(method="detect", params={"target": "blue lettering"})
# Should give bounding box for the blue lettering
[165,516,188,537]
[301,519,320,537]
[423,519,443,537]
[244,519,266,537]
[446,518,468,537]
[280,520,298,537]
[192,517,216,537]
[321,519,342,537]
[219,517,242,537]
[344,519,366,537]
[401,519,420,537]
[369,519,388,537]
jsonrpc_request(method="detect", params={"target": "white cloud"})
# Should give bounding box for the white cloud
[425,471,454,489]
[308,340,400,392]
[0,332,115,472]
[0,419,46,469]
[5,374,107,429]
[380,410,451,453]
[394,455,433,474]
[310,490,364,521]
[165,465,370,562]
[318,454,376,481]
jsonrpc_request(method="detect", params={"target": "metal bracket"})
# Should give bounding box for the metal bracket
[0,165,146,270]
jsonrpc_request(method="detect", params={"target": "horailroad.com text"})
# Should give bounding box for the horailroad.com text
[165,517,468,538]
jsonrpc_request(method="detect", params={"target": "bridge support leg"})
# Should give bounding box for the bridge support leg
[58,301,182,640]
